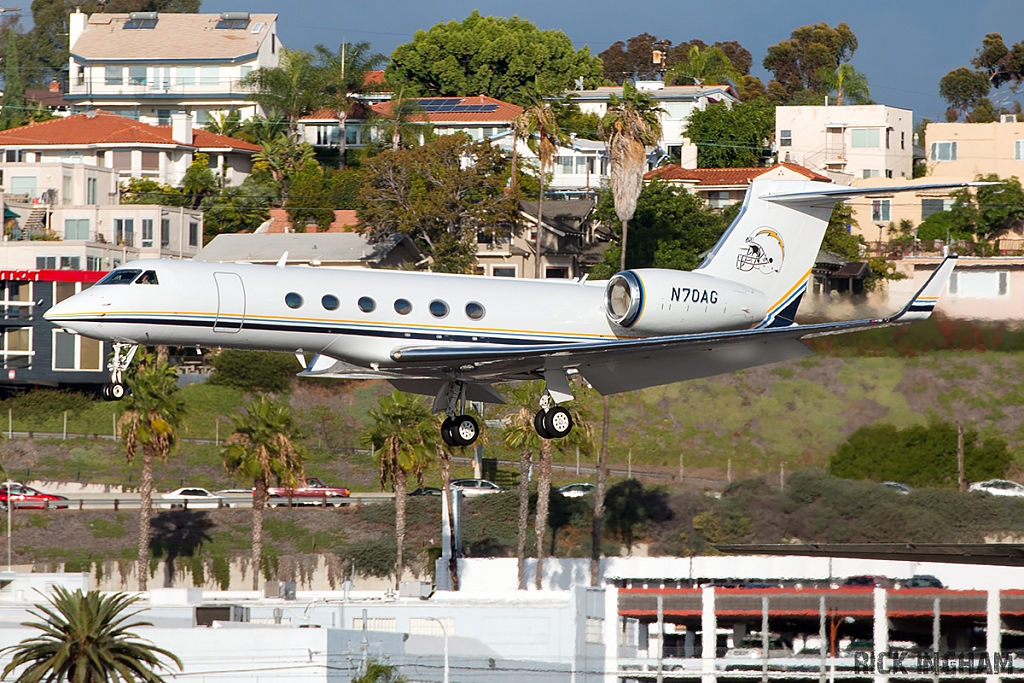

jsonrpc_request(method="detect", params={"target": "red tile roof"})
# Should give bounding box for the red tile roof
[644,162,830,185]
[0,110,259,152]
[299,102,374,122]
[369,95,523,123]
[266,208,359,233]
[363,70,386,87]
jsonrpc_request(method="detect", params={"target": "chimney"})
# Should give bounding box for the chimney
[170,111,192,145]
[69,9,87,51]
[48,78,60,93]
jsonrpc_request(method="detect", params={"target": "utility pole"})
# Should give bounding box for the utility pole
[957,423,966,492]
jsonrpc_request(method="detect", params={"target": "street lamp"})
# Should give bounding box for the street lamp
[423,617,450,683]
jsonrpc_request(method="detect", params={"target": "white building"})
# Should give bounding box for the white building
[775,105,914,184]
[67,10,281,126]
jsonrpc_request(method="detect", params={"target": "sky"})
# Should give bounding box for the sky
[200,0,1024,122]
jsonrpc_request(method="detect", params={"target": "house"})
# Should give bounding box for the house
[475,199,603,279]
[0,110,260,187]
[24,79,73,117]
[66,10,280,126]
[775,104,914,184]
[572,83,739,167]
[194,232,423,269]
[643,162,831,208]
[0,268,111,388]
[258,208,359,233]
[924,119,1024,180]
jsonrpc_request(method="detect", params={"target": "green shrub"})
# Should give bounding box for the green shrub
[0,389,92,421]
[208,350,298,393]
[88,519,127,539]
[338,538,406,578]
[829,421,1011,487]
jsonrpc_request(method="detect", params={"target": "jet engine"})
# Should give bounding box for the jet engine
[604,269,769,335]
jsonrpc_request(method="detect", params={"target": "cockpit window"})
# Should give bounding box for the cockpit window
[135,270,159,285]
[96,269,142,285]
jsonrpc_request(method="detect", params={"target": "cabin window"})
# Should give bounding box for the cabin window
[357,296,375,313]
[96,269,142,285]
[285,292,303,309]
[134,270,159,285]
[321,294,339,311]
[429,300,449,318]
[394,298,412,315]
[465,302,485,320]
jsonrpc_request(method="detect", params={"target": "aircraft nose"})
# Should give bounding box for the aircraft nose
[44,290,94,330]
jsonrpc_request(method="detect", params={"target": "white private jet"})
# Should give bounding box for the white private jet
[45,179,968,447]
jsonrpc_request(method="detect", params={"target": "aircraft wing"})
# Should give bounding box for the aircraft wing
[385,255,956,396]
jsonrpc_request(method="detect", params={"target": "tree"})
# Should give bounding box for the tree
[1,587,181,683]
[591,395,609,587]
[597,34,754,85]
[204,109,243,138]
[366,91,430,154]
[121,177,187,206]
[817,64,873,105]
[516,94,567,278]
[939,67,993,122]
[603,479,672,553]
[667,45,741,87]
[253,139,317,193]
[943,174,1024,240]
[763,22,859,102]
[222,395,306,590]
[386,11,603,107]
[357,133,518,273]
[971,33,1024,90]
[352,660,407,683]
[242,49,328,138]
[285,158,334,231]
[117,353,186,593]
[590,180,731,279]
[683,97,775,168]
[315,41,386,167]
[201,178,273,237]
[362,391,435,589]
[181,152,218,209]
[0,28,25,130]
[551,99,602,141]
[600,82,663,273]
[238,114,289,146]
[821,204,863,260]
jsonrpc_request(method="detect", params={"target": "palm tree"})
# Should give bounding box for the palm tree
[591,395,611,587]
[204,109,243,137]
[118,353,186,592]
[600,82,664,273]
[241,48,328,139]
[1,586,181,683]
[362,391,435,589]
[817,64,873,105]
[315,41,386,166]
[222,395,306,591]
[516,96,568,279]
[367,89,428,153]
[667,45,742,87]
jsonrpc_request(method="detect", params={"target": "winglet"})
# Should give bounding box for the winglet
[890,254,957,323]
[276,251,289,268]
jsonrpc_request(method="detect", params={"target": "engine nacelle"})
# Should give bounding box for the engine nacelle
[604,268,769,335]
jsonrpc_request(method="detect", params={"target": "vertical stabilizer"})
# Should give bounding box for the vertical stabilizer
[696,179,838,327]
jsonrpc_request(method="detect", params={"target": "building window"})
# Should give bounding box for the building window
[86,256,102,271]
[239,65,252,81]
[87,177,98,205]
[948,271,1009,298]
[885,169,893,179]
[141,151,159,172]
[195,110,210,126]
[64,219,90,240]
[546,267,569,278]
[862,169,880,179]
[141,218,154,247]
[36,257,56,270]
[885,128,891,149]
[104,66,123,85]
[871,199,891,223]
[112,151,132,171]
[779,129,792,147]
[851,128,880,148]
[200,66,219,87]
[409,618,454,637]
[53,330,102,371]
[576,156,587,174]
[492,266,516,277]
[901,131,906,150]
[59,256,81,270]
[115,218,134,246]
[706,190,731,209]
[4,149,23,162]
[62,175,73,205]
[345,126,358,145]
[157,109,172,125]
[930,141,957,162]
[586,618,604,644]
[3,327,32,369]
[128,65,147,85]
[350,617,394,632]
[1015,140,1024,160]
[161,218,170,247]
[177,67,195,86]
[921,198,951,220]
[188,222,199,247]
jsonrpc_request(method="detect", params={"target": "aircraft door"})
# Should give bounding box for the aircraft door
[213,272,245,333]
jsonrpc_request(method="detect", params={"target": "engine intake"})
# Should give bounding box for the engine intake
[605,272,643,328]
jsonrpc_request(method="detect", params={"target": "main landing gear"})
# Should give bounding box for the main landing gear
[436,381,575,448]
[534,405,573,439]
[102,343,137,401]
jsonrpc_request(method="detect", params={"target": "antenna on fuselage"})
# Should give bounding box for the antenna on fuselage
[276,251,289,268]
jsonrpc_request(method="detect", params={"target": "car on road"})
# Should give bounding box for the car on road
[160,488,225,509]
[843,575,895,588]
[558,483,595,498]
[450,479,503,497]
[968,479,1024,497]
[409,487,442,497]
[901,574,944,589]
[267,477,350,507]
[0,483,69,510]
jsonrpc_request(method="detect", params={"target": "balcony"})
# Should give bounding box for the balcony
[67,77,253,101]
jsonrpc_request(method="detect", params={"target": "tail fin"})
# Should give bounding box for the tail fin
[697,179,835,328]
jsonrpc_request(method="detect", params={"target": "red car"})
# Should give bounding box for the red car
[0,483,69,510]
[266,477,350,507]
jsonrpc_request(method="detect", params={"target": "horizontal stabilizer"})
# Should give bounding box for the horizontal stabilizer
[761,182,994,204]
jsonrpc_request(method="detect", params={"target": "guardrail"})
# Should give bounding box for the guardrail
[1,492,393,513]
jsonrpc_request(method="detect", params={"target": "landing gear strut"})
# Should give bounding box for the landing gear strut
[439,381,479,447]
[102,343,137,401]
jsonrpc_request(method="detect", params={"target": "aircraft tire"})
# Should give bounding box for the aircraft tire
[534,409,554,439]
[441,417,459,447]
[543,407,573,438]
[110,382,127,400]
[450,415,479,446]
[101,384,112,401]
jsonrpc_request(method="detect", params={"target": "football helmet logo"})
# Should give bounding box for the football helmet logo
[736,228,785,274]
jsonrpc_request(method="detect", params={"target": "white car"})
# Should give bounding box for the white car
[968,479,1024,497]
[558,483,595,498]
[160,487,226,509]
[450,479,503,497]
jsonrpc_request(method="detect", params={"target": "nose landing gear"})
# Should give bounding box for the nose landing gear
[102,343,137,401]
